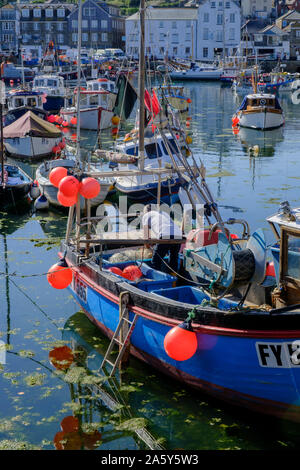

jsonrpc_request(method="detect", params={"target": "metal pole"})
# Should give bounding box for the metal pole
[138,0,145,171]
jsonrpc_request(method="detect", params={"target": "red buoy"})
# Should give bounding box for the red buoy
[49,166,68,188]
[59,175,80,198]
[49,345,74,370]
[57,190,77,207]
[47,114,56,123]
[122,265,143,281]
[47,259,73,289]
[79,177,100,199]
[164,321,198,361]
[70,116,77,125]
[108,267,123,276]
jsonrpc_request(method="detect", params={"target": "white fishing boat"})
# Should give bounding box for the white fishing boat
[3,111,63,160]
[59,79,117,131]
[170,62,223,81]
[4,89,47,126]
[233,93,285,130]
[36,158,114,209]
[32,74,69,113]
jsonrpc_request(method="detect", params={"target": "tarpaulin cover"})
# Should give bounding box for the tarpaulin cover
[3,111,62,139]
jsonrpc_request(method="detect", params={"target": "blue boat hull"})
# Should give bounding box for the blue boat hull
[67,264,300,422]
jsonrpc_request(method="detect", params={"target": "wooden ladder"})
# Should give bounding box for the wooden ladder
[100,291,138,377]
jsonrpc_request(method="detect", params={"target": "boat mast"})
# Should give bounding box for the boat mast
[75,0,83,161]
[138,0,145,171]
[0,64,4,188]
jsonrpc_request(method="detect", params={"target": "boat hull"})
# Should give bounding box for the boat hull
[237,109,284,130]
[4,136,62,161]
[115,177,182,204]
[60,107,113,131]
[63,251,300,423]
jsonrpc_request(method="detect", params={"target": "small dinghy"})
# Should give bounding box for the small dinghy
[0,163,32,208]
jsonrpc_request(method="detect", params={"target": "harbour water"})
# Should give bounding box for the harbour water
[1,82,300,450]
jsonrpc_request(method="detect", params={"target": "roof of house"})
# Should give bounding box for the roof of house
[277,9,300,22]
[126,7,198,21]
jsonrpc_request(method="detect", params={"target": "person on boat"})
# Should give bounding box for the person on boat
[142,205,182,274]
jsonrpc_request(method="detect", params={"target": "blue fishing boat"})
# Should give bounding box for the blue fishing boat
[47,0,300,423]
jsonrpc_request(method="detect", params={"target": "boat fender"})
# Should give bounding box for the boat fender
[0,169,8,184]
[164,319,197,361]
[30,182,40,199]
[34,194,49,210]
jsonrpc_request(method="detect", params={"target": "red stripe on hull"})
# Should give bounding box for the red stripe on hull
[69,263,300,339]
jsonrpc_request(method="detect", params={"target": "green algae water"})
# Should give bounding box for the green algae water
[1,82,300,450]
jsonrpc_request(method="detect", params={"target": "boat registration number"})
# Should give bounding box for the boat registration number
[256,341,300,368]
[73,275,87,303]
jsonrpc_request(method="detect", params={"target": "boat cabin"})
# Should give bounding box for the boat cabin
[267,203,300,307]
[238,94,282,111]
[86,79,116,93]
[7,91,44,111]
[32,75,65,96]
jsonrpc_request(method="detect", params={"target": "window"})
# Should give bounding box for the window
[217,14,223,25]
[46,8,53,18]
[33,23,40,31]
[186,20,191,28]
[57,34,64,44]
[211,1,216,7]
[159,21,164,28]
[225,1,230,7]
[3,22,13,31]
[296,30,300,37]
[72,20,78,28]
[229,28,235,40]
[159,32,165,41]
[57,9,65,18]
[172,33,179,43]
[84,8,96,16]
[203,28,209,40]
[91,20,98,28]
[91,33,98,42]
[203,47,208,57]
[57,23,63,31]
[216,30,223,41]
[185,46,191,54]
[102,32,108,42]
[185,32,191,41]
[72,33,78,42]
[173,47,178,55]
[145,142,162,159]
[82,32,88,42]
[82,20,88,28]
[204,12,209,22]
[172,21,177,29]
[230,13,235,23]
[33,9,41,18]
[22,9,29,17]
[45,23,51,31]
[101,20,108,29]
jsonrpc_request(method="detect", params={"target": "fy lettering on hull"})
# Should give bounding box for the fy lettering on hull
[256,341,300,368]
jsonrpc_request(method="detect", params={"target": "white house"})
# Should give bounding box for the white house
[197,0,241,61]
[125,7,198,60]
[240,0,274,19]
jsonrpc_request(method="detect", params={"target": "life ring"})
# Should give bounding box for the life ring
[260,98,266,105]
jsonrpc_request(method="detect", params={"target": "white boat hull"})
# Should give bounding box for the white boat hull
[36,158,113,209]
[60,106,114,131]
[170,70,222,80]
[4,136,62,160]
[237,110,284,130]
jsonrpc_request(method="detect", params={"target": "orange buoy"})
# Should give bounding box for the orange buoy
[57,190,77,207]
[187,98,192,103]
[79,177,100,199]
[47,259,73,289]
[70,116,77,125]
[49,345,74,370]
[47,114,56,123]
[49,166,68,188]
[83,430,102,450]
[164,321,198,361]
[108,267,123,276]
[122,265,143,281]
[59,175,80,198]
[111,115,120,125]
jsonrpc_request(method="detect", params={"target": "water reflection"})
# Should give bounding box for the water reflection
[237,126,284,158]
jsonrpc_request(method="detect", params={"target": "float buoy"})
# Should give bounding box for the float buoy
[164,321,198,361]
[79,177,100,199]
[108,267,123,276]
[30,182,40,199]
[47,259,73,289]
[122,265,143,281]
[57,190,77,207]
[59,175,80,198]
[34,194,49,210]
[49,166,68,188]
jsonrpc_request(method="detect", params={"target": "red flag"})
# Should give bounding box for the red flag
[144,89,152,113]
[151,89,160,116]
